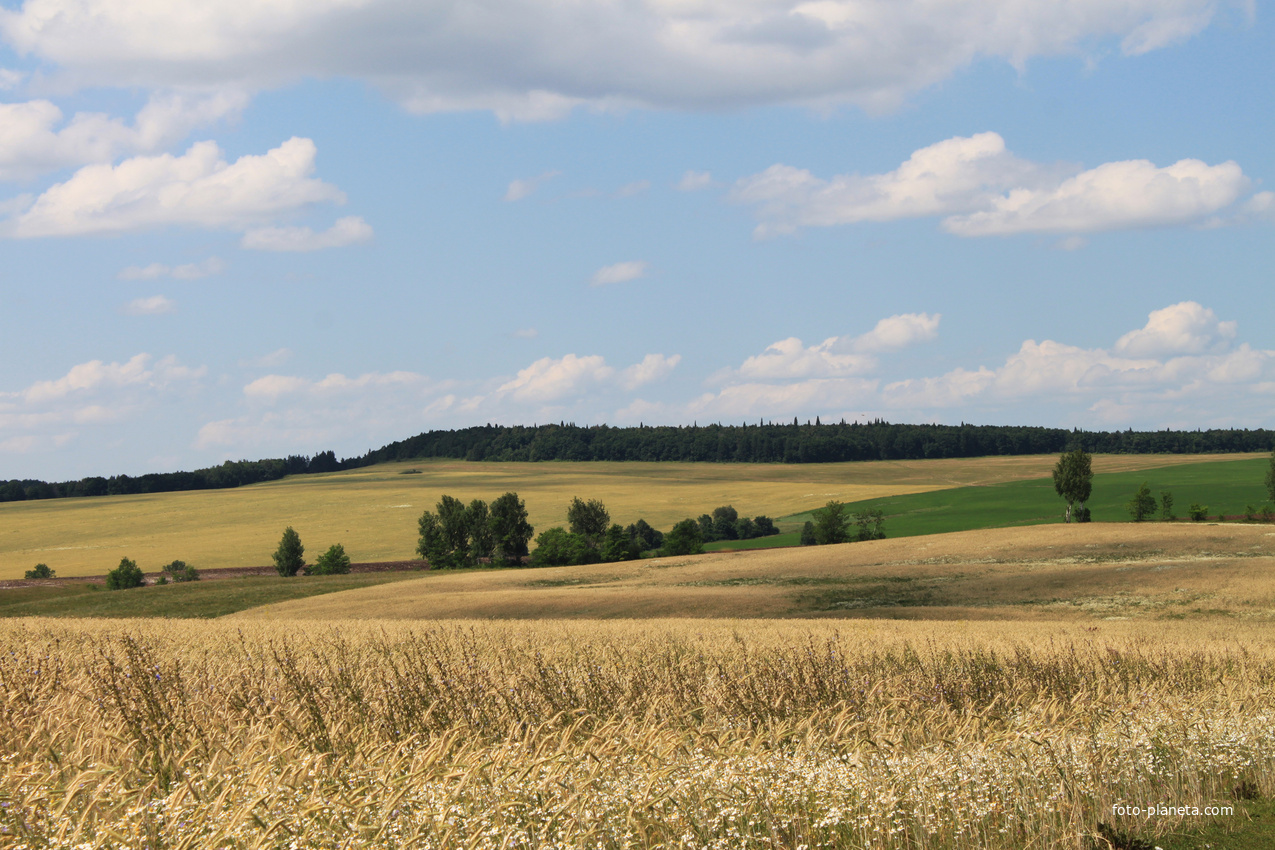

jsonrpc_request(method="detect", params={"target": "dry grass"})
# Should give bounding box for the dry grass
[1,617,1272,848]
[239,522,1275,622]
[3,453,1255,580]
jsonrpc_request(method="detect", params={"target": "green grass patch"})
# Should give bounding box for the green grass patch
[779,457,1275,540]
[704,532,800,551]
[1136,794,1275,849]
[0,572,425,619]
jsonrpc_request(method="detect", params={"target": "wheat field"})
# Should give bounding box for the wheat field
[2,454,1251,579]
[1,616,1272,848]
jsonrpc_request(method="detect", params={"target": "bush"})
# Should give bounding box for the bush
[312,544,352,575]
[853,509,886,541]
[272,527,306,576]
[1188,504,1210,522]
[660,519,704,557]
[1262,504,1274,523]
[1160,491,1175,521]
[529,528,594,567]
[812,501,851,545]
[1075,507,1091,523]
[105,557,145,590]
[163,560,200,582]
[1126,482,1155,522]
[800,521,817,546]
[24,563,55,579]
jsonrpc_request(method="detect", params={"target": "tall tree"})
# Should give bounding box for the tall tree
[1266,449,1275,503]
[661,519,704,556]
[489,491,533,566]
[437,495,470,564]
[812,500,851,545]
[1127,482,1156,522]
[567,497,610,548]
[466,499,494,563]
[272,527,305,576]
[1052,448,1093,523]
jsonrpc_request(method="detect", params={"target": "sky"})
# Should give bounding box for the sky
[0,0,1272,480]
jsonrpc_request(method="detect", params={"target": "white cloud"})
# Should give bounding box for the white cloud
[240,216,373,252]
[0,68,24,90]
[0,91,247,182]
[504,170,560,201]
[1112,301,1237,357]
[497,354,614,403]
[122,294,175,315]
[734,132,1256,237]
[512,328,539,339]
[677,171,713,192]
[943,158,1249,236]
[724,313,939,381]
[0,1,1226,117]
[853,312,941,353]
[620,354,680,390]
[0,353,204,457]
[590,260,647,286]
[118,256,224,280]
[4,137,345,238]
[239,348,292,369]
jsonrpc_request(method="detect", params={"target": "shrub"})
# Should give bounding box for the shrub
[105,557,145,590]
[24,563,55,579]
[800,521,817,546]
[163,560,200,582]
[1262,504,1274,523]
[272,527,305,576]
[312,544,352,575]
[1126,482,1155,522]
[529,528,593,567]
[812,500,850,545]
[1188,504,1210,522]
[853,509,886,541]
[1160,491,1175,521]
[660,519,704,557]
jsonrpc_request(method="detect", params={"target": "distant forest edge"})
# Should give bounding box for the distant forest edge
[5,421,1275,504]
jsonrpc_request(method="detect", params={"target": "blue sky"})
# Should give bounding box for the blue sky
[0,0,1271,479]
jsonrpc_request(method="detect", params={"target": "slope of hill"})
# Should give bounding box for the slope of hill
[232,522,1275,622]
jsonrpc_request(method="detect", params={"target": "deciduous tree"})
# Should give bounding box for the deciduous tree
[490,491,533,566]
[1052,448,1093,523]
[272,527,305,576]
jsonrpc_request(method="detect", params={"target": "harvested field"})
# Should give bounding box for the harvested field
[236,522,1275,622]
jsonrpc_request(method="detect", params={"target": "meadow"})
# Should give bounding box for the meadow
[1,453,1259,580]
[1,616,1273,849]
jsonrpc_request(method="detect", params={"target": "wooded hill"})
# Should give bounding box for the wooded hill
[4,421,1273,504]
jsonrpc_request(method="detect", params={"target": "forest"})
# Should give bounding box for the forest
[4,421,1274,504]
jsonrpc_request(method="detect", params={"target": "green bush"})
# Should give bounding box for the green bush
[24,563,55,579]
[312,543,352,575]
[529,528,594,567]
[1188,504,1210,522]
[660,519,705,557]
[800,521,817,546]
[163,559,200,582]
[105,557,145,590]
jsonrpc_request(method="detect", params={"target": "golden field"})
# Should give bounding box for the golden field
[237,522,1275,622]
[0,453,1254,580]
[1,615,1272,848]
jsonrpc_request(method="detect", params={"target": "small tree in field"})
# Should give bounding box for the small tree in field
[1266,449,1275,502]
[273,527,305,576]
[489,492,533,565]
[1127,482,1156,522]
[1160,491,1175,521]
[312,543,352,575]
[163,560,200,582]
[853,509,886,541]
[660,519,704,556]
[25,563,55,579]
[106,557,145,590]
[1053,448,1093,523]
[812,500,850,545]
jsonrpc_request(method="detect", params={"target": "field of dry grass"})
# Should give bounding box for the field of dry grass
[2,616,1272,848]
[3,453,1255,580]
[238,522,1275,622]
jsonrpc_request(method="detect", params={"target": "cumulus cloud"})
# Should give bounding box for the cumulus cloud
[724,313,939,381]
[504,171,560,201]
[734,132,1255,237]
[590,260,647,286]
[122,295,175,315]
[620,354,680,390]
[497,354,614,403]
[0,1,1227,117]
[240,216,373,251]
[118,256,224,280]
[1112,301,1237,357]
[3,137,345,238]
[0,91,247,182]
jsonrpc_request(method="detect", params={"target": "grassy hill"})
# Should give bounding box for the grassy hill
[227,523,1275,622]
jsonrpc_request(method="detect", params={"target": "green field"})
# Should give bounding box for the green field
[752,455,1274,543]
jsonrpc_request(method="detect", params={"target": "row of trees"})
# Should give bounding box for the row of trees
[415,493,534,569]
[696,506,780,542]
[9,423,1275,507]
